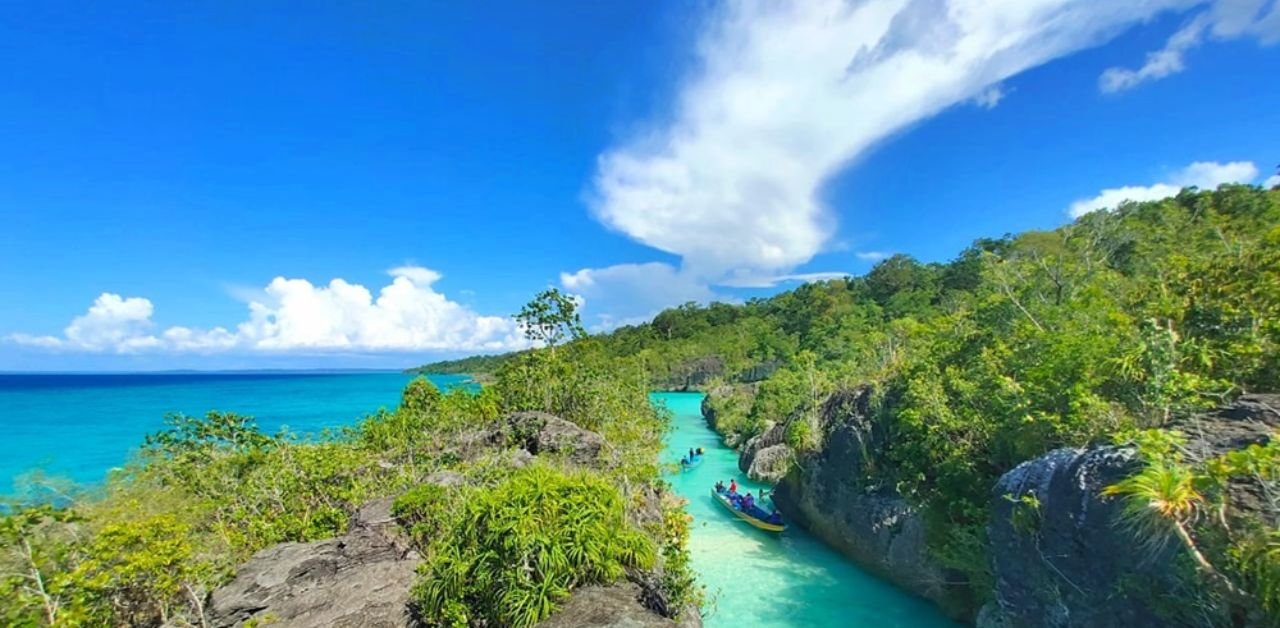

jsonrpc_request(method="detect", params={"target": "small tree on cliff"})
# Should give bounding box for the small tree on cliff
[515,289,586,357]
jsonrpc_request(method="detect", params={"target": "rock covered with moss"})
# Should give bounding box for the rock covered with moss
[982,394,1280,628]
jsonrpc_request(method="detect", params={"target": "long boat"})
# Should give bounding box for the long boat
[710,487,786,532]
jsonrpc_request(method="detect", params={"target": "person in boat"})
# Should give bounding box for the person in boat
[696,447,704,455]
[715,480,724,492]
[680,456,689,467]
[689,447,697,460]
[742,492,755,511]
[767,508,783,525]
[728,479,738,495]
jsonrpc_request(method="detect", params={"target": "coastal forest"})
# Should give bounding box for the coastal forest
[3,184,1278,626]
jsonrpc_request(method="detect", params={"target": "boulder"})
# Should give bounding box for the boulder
[207,497,418,628]
[447,412,608,467]
[772,387,960,616]
[505,411,607,467]
[538,582,700,628]
[983,394,1280,628]
[739,421,791,483]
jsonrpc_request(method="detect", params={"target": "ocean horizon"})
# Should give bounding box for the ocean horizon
[0,371,471,496]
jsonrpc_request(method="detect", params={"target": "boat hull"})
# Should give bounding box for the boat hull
[711,488,786,532]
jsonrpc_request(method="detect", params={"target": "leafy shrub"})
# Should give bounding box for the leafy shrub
[412,464,656,627]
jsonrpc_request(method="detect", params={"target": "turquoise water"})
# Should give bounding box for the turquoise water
[654,392,958,627]
[0,371,471,495]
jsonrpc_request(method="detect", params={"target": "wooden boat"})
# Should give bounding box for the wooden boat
[711,487,786,532]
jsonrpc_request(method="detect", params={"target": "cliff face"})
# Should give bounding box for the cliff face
[769,387,963,617]
[738,420,791,483]
[982,394,1280,628]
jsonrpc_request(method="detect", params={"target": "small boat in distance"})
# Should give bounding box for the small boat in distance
[711,486,786,533]
[678,447,706,472]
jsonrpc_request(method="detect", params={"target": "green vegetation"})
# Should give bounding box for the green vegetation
[417,183,1280,620]
[408,464,655,627]
[1,289,697,626]
[1101,429,1280,624]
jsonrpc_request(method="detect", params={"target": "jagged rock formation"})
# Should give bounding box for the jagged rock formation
[771,387,962,617]
[207,497,418,628]
[208,411,683,627]
[448,410,608,467]
[503,410,608,467]
[981,394,1280,628]
[538,582,701,627]
[738,421,791,483]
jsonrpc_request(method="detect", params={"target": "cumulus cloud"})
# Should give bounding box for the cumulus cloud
[1067,160,1261,217]
[9,267,527,354]
[560,262,723,329]
[1101,0,1280,92]
[576,0,1218,322]
[1265,174,1280,188]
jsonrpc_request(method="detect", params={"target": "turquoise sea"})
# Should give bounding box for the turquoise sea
[654,392,957,627]
[0,371,471,495]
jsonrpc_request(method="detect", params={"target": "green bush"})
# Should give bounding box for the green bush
[411,464,656,627]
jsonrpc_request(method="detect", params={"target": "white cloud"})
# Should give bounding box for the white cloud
[1101,0,1280,92]
[1265,174,1280,188]
[592,0,1212,279]
[560,262,723,329]
[971,84,1008,109]
[1067,160,1261,217]
[576,0,1216,323]
[856,251,892,262]
[9,267,527,354]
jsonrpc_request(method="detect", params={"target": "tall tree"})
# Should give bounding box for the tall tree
[515,289,587,356]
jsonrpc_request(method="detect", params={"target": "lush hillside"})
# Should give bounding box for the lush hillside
[408,352,522,375]
[421,184,1280,623]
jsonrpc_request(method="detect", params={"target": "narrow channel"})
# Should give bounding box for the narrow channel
[654,392,959,627]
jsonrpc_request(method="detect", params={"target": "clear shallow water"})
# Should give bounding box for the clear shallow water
[0,371,472,495]
[653,392,958,628]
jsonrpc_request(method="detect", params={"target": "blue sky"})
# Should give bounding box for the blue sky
[3,0,1279,371]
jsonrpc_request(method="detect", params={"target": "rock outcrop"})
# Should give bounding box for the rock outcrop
[207,497,418,628]
[448,411,608,467]
[771,387,961,616]
[209,412,687,627]
[738,421,792,483]
[538,582,701,628]
[982,394,1280,628]
[504,411,608,467]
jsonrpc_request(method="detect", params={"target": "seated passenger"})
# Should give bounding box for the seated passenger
[715,480,724,492]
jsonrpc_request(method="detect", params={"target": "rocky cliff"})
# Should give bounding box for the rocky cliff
[982,394,1280,628]
[738,420,791,483]
[208,411,697,628]
[769,387,965,617]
